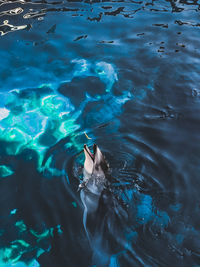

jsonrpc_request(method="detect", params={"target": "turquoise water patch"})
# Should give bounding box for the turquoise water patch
[135,89,147,100]
[71,59,118,94]
[72,202,77,208]
[0,219,63,266]
[0,60,123,177]
[0,166,14,178]
[0,108,10,120]
[125,230,138,242]
[153,210,170,228]
[0,88,78,171]
[126,190,170,231]
[121,189,135,202]
[28,260,40,267]
[15,221,27,232]
[10,209,17,215]
[170,203,182,212]
[109,255,119,267]
[136,194,153,224]
[135,194,170,229]
[56,225,63,235]
[41,95,73,118]
[95,61,118,93]
[125,230,138,249]
[176,234,184,245]
[0,259,40,267]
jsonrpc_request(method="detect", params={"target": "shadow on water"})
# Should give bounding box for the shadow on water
[0,0,200,266]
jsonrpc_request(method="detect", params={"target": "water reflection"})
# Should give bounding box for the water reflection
[0,0,199,39]
[0,20,27,36]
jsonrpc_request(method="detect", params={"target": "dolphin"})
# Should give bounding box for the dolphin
[78,144,135,266]
[79,144,114,265]
[79,144,109,217]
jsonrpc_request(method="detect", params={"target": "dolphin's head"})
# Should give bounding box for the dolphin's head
[83,144,108,177]
[79,144,109,194]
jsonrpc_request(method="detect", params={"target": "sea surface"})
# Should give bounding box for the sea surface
[0,0,200,266]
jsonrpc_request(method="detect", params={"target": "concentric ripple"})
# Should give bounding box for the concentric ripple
[69,129,199,266]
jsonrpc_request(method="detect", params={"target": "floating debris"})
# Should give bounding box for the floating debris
[84,132,92,140]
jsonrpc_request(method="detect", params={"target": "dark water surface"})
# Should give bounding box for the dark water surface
[0,0,200,266]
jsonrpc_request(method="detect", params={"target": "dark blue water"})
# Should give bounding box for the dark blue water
[0,0,200,266]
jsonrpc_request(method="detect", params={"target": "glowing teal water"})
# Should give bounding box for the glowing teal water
[0,58,155,266]
[0,59,125,266]
[0,60,134,178]
[0,218,62,267]
[0,87,77,169]
[0,165,14,178]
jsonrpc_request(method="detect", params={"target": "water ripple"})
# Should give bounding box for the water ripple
[0,0,199,266]
[0,0,199,38]
[0,7,23,16]
[0,20,27,36]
